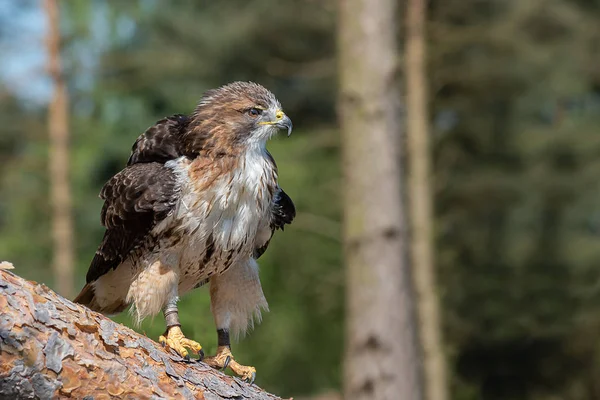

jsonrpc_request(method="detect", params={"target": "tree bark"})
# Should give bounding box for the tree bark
[405,1,449,400]
[338,0,422,399]
[0,269,284,400]
[44,0,74,299]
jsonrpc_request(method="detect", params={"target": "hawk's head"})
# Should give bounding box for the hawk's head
[186,82,292,155]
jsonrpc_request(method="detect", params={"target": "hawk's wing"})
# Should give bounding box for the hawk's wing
[86,162,179,283]
[254,188,296,259]
[127,114,190,165]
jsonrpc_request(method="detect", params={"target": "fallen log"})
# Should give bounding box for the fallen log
[0,268,284,400]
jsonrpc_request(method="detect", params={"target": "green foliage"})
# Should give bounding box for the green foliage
[431,0,600,398]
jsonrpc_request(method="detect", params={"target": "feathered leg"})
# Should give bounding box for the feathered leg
[204,257,268,383]
[129,260,203,360]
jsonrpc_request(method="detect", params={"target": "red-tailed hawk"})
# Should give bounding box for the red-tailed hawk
[74,82,295,382]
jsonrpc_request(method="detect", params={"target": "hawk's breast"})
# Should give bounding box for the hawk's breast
[157,150,277,292]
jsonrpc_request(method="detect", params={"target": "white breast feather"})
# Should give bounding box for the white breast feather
[158,144,275,278]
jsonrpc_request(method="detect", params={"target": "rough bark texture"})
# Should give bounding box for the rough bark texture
[0,270,283,400]
[406,0,449,399]
[338,0,422,399]
[45,0,75,299]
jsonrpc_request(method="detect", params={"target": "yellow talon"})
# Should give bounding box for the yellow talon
[159,326,203,359]
[230,359,256,383]
[204,346,257,383]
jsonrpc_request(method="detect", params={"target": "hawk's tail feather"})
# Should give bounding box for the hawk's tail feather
[73,283,127,315]
[73,283,96,306]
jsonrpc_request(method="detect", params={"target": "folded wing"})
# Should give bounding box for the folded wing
[86,162,179,282]
[253,188,296,259]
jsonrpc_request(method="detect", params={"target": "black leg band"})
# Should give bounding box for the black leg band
[217,329,230,348]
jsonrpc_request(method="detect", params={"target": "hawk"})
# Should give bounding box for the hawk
[74,82,295,382]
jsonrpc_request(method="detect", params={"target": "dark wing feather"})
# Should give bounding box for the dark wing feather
[271,188,296,230]
[86,162,178,283]
[254,188,296,259]
[127,114,189,165]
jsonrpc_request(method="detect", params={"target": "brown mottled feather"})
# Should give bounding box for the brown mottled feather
[127,114,190,165]
[85,162,178,283]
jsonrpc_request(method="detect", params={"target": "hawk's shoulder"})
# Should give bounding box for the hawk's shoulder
[127,114,190,165]
[87,162,179,283]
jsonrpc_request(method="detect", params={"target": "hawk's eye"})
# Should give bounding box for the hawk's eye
[248,108,262,117]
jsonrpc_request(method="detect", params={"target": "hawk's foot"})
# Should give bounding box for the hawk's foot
[204,346,256,383]
[158,326,204,360]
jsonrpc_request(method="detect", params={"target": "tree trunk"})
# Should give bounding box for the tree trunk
[44,0,74,299]
[0,269,284,400]
[405,1,449,400]
[338,0,422,399]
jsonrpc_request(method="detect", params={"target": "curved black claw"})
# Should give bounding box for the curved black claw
[245,372,256,385]
[223,356,231,370]
[198,348,205,361]
[184,354,191,362]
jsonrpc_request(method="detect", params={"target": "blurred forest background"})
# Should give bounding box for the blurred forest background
[1,0,600,399]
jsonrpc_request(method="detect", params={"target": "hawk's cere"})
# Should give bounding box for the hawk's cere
[74,82,296,382]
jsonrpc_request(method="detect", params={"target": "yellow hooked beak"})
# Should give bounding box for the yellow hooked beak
[259,109,293,136]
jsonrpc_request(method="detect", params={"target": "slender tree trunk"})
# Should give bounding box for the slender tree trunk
[406,1,449,399]
[44,0,74,299]
[338,0,422,399]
